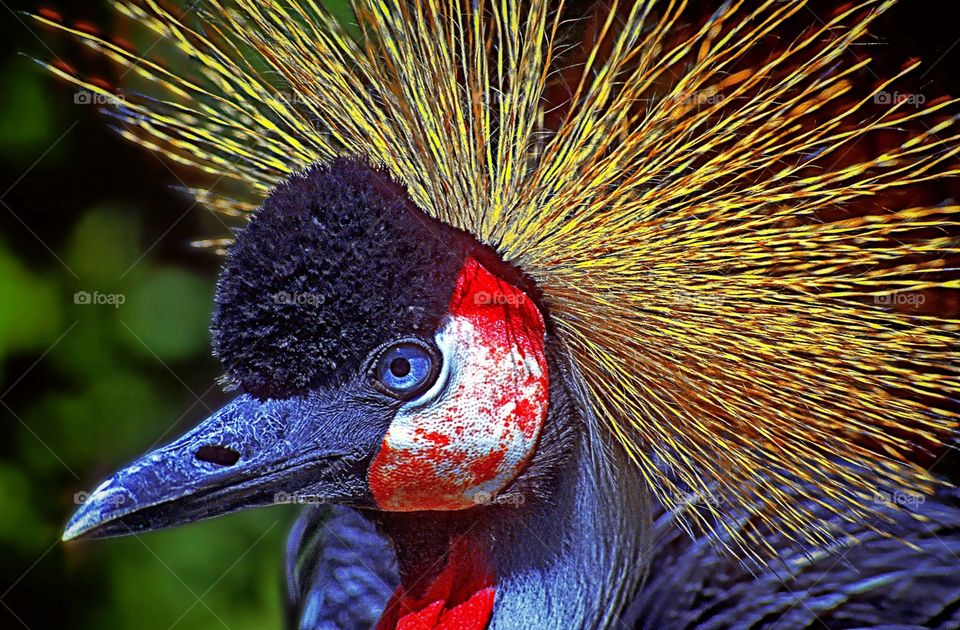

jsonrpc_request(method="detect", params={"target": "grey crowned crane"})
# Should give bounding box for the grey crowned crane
[38,0,960,628]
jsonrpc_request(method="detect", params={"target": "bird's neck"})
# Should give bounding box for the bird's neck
[374,423,650,629]
[485,426,651,629]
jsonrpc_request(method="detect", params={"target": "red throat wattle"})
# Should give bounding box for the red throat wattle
[375,538,496,630]
[368,256,549,511]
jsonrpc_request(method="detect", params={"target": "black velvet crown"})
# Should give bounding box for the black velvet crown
[211,159,470,399]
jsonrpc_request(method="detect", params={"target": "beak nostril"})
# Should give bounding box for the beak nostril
[195,445,241,466]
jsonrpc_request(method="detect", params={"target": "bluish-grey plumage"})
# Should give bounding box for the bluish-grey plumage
[288,482,960,629]
[632,485,960,629]
[286,506,398,630]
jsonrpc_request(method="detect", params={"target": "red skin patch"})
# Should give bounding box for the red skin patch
[392,589,495,630]
[74,21,100,35]
[37,8,63,22]
[377,539,495,630]
[369,257,549,510]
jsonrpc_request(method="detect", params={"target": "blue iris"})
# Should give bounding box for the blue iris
[374,342,437,398]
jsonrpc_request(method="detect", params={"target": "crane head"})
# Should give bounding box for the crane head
[63,158,557,540]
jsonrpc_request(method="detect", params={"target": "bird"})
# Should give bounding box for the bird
[34,0,960,628]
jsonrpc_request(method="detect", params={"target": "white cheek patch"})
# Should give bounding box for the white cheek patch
[368,257,548,511]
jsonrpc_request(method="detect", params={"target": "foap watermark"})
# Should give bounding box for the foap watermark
[874,90,926,107]
[665,290,723,310]
[471,90,499,108]
[73,490,128,508]
[74,89,126,106]
[272,291,324,307]
[670,90,726,107]
[273,491,325,505]
[472,490,526,508]
[678,488,722,508]
[874,292,925,308]
[74,290,125,308]
[275,91,312,107]
[873,489,925,509]
[473,290,527,307]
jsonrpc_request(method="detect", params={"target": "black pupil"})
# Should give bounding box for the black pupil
[390,357,411,378]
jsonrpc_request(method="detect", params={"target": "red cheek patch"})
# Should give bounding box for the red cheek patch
[369,257,548,511]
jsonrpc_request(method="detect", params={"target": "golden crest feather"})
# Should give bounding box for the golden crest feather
[33,0,960,558]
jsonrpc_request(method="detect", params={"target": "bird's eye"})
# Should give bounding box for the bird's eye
[371,341,440,400]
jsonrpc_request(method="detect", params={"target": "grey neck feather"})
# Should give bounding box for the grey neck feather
[486,408,652,629]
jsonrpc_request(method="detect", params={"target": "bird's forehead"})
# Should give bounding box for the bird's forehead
[211,159,474,398]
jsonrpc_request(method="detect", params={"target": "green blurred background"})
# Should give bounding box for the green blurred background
[0,1,957,629]
[0,1,351,628]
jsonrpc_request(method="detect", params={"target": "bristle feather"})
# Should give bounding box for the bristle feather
[32,0,960,560]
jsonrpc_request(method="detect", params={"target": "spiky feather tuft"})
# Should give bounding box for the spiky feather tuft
[33,0,960,558]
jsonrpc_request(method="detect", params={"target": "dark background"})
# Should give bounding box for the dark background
[0,1,957,628]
